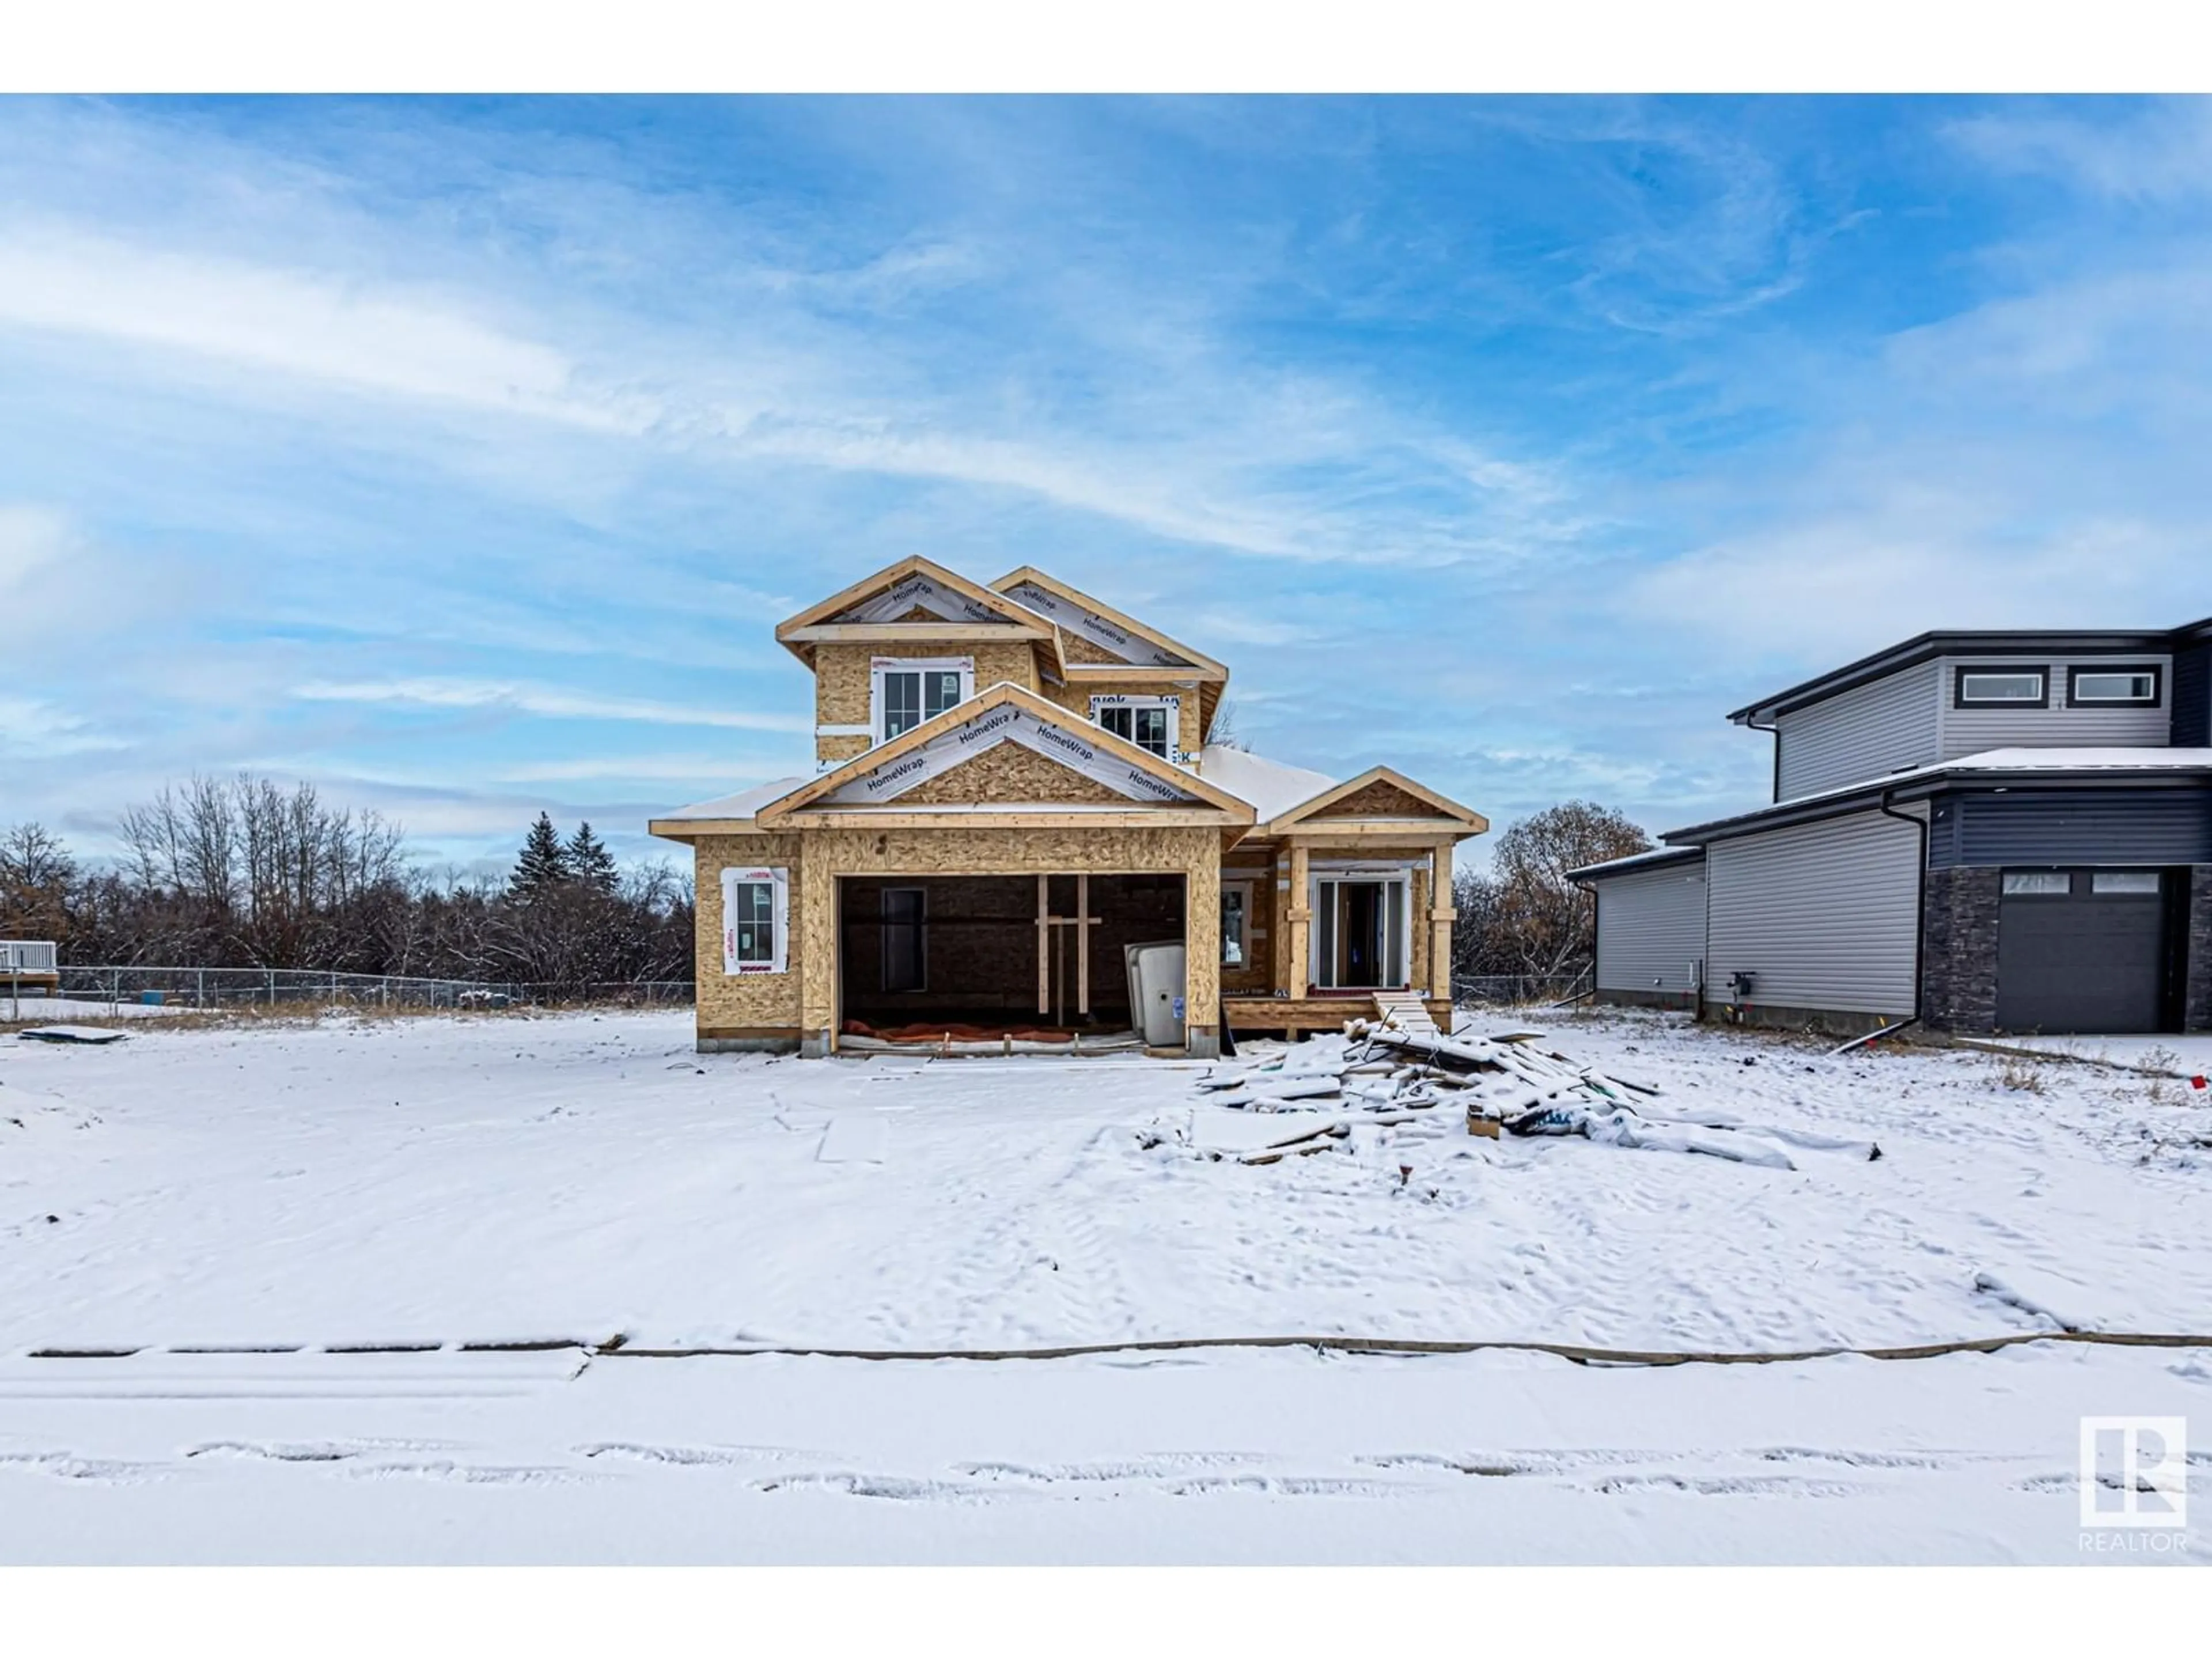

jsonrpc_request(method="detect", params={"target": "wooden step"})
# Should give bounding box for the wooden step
[1370,991,1440,1037]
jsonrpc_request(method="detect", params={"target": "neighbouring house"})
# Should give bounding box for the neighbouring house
[648,557,1487,1056]
[1572,618,2212,1038]
[0,940,59,996]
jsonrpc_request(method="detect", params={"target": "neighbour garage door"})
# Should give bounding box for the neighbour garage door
[1995,869,2170,1035]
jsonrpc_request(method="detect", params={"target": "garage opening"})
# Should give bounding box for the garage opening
[1995,867,2180,1035]
[838,873,1185,1040]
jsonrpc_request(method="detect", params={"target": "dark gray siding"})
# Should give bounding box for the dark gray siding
[1938,654,2172,756]
[1925,787,2212,869]
[2173,644,2211,748]
[1705,808,1923,1017]
[1594,860,1707,995]
[1775,660,1941,801]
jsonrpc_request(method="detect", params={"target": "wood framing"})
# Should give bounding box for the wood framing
[654,561,1487,1058]
[756,681,1253,825]
[1262,765,1488,836]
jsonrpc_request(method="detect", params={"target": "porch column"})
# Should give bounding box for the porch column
[1286,840,1310,998]
[798,839,839,1056]
[1429,839,1456,1001]
[1184,843,1220,1056]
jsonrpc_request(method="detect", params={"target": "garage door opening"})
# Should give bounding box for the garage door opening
[838,873,1185,1041]
[1995,867,2181,1035]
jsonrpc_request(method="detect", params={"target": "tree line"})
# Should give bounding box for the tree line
[1450,799,1652,987]
[0,776,694,989]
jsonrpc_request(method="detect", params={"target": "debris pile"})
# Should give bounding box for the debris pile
[1177,1014,1880,1170]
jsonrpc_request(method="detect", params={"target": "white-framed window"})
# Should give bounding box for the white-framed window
[721,866,790,974]
[1089,694,1179,760]
[872,657,972,744]
[1220,880,1252,968]
[2091,871,2161,895]
[1955,666,2048,708]
[2068,665,2161,707]
[2001,870,2070,897]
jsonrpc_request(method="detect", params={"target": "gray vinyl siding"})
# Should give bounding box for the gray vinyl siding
[1937,654,2172,756]
[1926,787,2212,868]
[1594,861,1707,995]
[1775,660,1941,801]
[1705,808,1923,1017]
[2173,645,2211,748]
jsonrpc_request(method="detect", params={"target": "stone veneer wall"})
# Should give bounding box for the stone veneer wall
[2187,866,2212,1034]
[1920,863,1999,1035]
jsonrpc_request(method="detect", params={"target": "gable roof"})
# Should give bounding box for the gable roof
[989,567,1228,679]
[774,556,1060,671]
[755,682,1253,824]
[1258,764,1488,836]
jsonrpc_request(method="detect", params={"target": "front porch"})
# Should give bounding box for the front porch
[1221,992,1454,1041]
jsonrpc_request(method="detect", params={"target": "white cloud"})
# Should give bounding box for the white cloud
[0,696,128,759]
[0,225,642,431]
[289,677,815,734]
[1947,102,2212,204]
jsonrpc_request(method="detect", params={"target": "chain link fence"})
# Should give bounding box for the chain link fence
[7,964,694,1016]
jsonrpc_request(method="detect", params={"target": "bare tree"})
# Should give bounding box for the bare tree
[1454,800,1653,982]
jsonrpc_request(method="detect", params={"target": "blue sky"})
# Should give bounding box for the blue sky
[3,95,2209,874]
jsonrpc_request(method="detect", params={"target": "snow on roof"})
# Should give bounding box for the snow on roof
[1944,746,2212,771]
[1196,744,1338,821]
[654,777,809,823]
[1567,845,1705,881]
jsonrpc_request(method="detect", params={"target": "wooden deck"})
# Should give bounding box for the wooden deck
[1221,993,1453,1040]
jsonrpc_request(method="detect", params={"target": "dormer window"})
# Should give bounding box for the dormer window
[1954,666,2047,709]
[873,657,972,744]
[1091,694,1179,760]
[2067,665,2161,707]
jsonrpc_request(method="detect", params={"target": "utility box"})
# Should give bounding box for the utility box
[1123,941,1188,1047]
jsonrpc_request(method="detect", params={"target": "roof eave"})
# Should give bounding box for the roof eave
[1662,763,2212,844]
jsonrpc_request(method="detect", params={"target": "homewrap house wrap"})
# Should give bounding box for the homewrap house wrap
[649,558,1488,1056]
[1571,617,2212,1038]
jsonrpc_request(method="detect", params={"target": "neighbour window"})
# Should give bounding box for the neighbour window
[1092,696,1178,759]
[2090,872,2161,895]
[721,867,789,974]
[2068,665,2161,707]
[872,658,972,744]
[1955,666,2047,708]
[2001,871,2070,896]
[1221,881,1251,968]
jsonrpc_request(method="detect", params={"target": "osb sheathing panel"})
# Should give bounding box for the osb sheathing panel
[896,741,1131,806]
[1058,631,1127,666]
[1310,778,1445,820]
[814,645,875,727]
[1037,677,1203,721]
[810,640,1042,732]
[817,733,871,766]
[795,825,1221,1040]
[694,834,809,1033]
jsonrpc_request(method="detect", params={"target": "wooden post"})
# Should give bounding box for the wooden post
[1036,873,1051,1016]
[1430,839,1456,1006]
[1076,873,1090,1017]
[1286,841,1310,999]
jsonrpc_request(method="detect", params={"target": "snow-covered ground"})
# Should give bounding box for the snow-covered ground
[2,1006,2207,1563]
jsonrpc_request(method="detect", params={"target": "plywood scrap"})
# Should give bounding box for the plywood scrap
[16,1026,125,1046]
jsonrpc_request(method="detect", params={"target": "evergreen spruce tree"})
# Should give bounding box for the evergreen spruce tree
[509,812,570,902]
[566,821,619,894]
